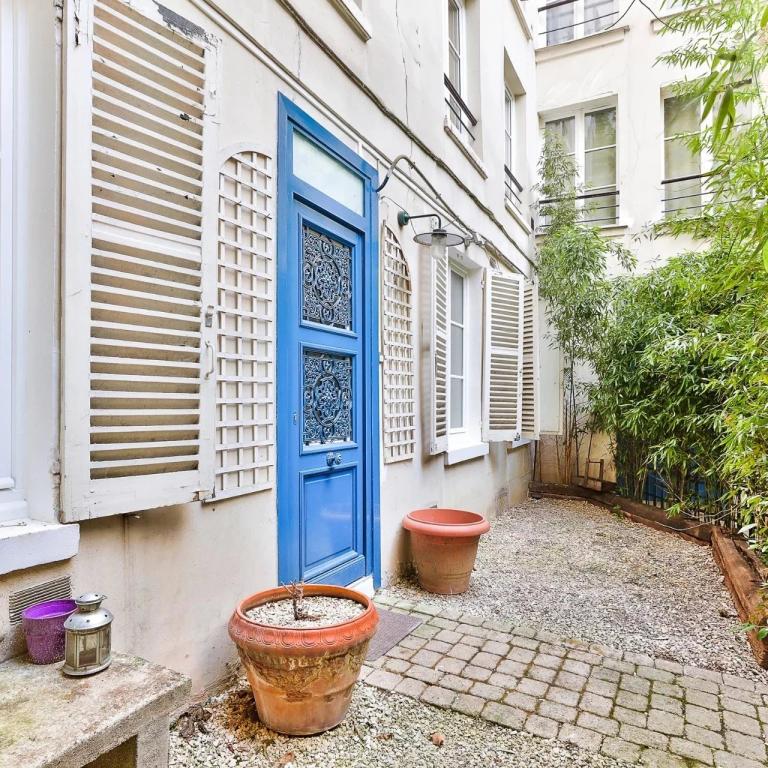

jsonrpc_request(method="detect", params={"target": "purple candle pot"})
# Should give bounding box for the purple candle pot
[22,599,77,664]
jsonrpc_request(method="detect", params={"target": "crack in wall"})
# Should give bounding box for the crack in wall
[394,0,409,129]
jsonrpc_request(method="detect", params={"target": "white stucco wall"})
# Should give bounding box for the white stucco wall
[0,0,539,691]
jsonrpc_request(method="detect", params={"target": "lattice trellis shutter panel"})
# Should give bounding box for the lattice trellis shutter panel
[427,237,450,455]
[381,224,415,463]
[214,150,275,498]
[521,280,540,440]
[61,0,218,520]
[482,270,524,442]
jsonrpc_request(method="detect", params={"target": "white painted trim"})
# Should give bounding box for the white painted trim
[0,518,79,576]
[444,440,489,465]
[327,0,372,42]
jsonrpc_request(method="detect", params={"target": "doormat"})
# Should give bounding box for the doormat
[366,608,422,661]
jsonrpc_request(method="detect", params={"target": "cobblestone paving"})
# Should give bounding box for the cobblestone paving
[363,596,768,768]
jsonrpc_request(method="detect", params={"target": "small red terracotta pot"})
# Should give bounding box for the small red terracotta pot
[228,584,378,736]
[403,508,490,594]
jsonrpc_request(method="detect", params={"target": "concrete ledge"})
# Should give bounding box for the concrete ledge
[0,653,190,768]
[0,518,80,576]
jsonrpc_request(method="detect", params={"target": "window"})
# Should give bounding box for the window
[445,0,477,144]
[540,0,617,46]
[584,107,618,224]
[0,1,14,505]
[663,95,701,217]
[543,105,618,225]
[449,269,466,430]
[504,88,523,212]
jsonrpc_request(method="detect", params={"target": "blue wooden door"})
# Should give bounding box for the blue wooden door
[277,97,380,587]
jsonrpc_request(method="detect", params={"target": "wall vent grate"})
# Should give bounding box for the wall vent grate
[9,576,72,625]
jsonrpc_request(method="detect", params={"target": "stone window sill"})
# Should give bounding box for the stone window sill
[444,118,488,180]
[0,517,80,576]
[445,441,489,466]
[327,0,372,41]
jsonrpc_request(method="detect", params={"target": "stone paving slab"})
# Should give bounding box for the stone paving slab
[361,596,768,768]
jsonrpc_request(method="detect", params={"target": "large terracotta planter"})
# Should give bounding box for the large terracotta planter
[403,508,490,594]
[228,584,378,736]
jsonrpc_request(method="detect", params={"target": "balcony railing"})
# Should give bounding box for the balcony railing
[505,166,524,213]
[661,172,709,218]
[444,74,477,143]
[537,188,620,229]
[538,0,619,47]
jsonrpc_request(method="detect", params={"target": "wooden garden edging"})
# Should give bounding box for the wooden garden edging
[711,527,768,667]
[529,481,768,668]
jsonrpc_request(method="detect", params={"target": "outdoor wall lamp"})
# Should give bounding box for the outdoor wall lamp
[397,211,465,248]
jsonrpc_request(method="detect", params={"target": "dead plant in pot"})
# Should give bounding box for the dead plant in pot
[228,582,378,736]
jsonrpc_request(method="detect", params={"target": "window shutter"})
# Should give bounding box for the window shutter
[381,225,416,463]
[214,149,275,498]
[61,0,218,521]
[482,270,524,442]
[426,241,450,455]
[521,281,540,440]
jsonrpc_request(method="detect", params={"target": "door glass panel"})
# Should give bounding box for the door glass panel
[303,350,353,446]
[293,132,364,215]
[302,224,353,330]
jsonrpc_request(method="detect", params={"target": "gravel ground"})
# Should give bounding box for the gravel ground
[170,680,634,768]
[386,497,768,683]
[246,596,364,628]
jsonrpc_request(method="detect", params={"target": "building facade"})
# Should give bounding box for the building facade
[0,0,542,690]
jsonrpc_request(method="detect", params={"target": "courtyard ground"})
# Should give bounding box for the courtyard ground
[169,498,768,767]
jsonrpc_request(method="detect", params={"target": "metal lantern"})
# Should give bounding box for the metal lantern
[62,593,113,676]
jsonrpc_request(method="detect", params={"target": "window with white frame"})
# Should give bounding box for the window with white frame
[445,0,477,144]
[504,87,523,212]
[0,1,15,509]
[543,105,618,226]
[540,0,617,47]
[449,268,466,431]
[662,95,702,218]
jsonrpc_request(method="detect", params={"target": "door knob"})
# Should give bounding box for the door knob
[326,452,342,467]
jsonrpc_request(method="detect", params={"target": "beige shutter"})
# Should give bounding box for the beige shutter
[521,281,540,440]
[482,270,524,442]
[214,149,275,498]
[381,225,416,462]
[61,0,218,520]
[426,240,450,454]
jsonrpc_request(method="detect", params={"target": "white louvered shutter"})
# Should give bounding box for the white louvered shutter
[521,281,540,440]
[426,241,450,455]
[482,270,524,442]
[61,0,218,521]
[214,149,275,498]
[381,225,416,463]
